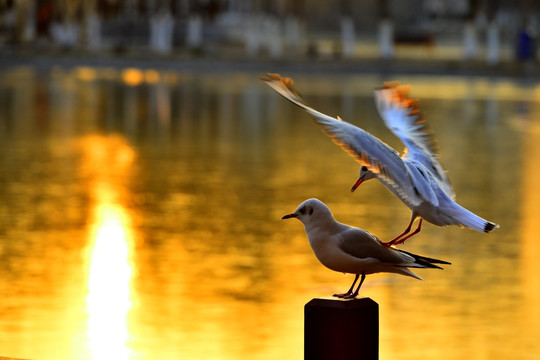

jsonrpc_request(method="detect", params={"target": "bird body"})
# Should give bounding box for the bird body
[282,198,450,298]
[263,73,499,245]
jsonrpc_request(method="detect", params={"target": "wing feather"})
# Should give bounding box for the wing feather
[338,228,451,269]
[404,161,439,206]
[262,74,422,206]
[374,83,437,157]
[375,82,455,199]
[337,228,413,264]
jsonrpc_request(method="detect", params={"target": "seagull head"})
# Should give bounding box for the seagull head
[282,198,334,226]
[351,166,375,192]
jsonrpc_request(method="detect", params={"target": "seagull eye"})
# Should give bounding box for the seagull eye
[299,207,306,215]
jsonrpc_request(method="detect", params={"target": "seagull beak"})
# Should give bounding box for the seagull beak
[351,175,366,192]
[282,213,297,220]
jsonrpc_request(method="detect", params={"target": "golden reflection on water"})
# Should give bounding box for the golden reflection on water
[81,135,136,359]
[2,68,540,360]
[520,103,540,354]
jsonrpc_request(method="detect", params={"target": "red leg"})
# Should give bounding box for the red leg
[382,215,419,247]
[383,218,414,246]
[393,218,423,245]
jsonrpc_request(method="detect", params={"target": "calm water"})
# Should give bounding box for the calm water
[0,67,538,360]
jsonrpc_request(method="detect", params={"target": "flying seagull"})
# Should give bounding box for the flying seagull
[262,73,499,246]
[282,198,450,299]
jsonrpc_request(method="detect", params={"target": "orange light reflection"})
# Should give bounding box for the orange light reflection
[122,68,144,86]
[82,135,137,360]
[521,110,540,352]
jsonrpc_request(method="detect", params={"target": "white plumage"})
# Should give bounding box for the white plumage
[263,74,499,246]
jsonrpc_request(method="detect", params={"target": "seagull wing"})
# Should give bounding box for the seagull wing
[374,83,455,199]
[374,83,437,157]
[404,153,455,200]
[338,227,451,270]
[337,227,414,264]
[262,73,422,206]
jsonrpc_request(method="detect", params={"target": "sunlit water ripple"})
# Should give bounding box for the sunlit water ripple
[0,67,538,359]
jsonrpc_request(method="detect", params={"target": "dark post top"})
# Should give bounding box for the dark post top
[305,297,379,360]
[305,297,378,309]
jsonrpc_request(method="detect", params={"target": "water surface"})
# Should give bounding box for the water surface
[0,67,538,359]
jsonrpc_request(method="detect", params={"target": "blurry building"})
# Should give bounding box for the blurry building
[0,0,538,62]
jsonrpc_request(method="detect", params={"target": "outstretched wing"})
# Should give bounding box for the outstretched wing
[262,73,422,207]
[374,82,437,157]
[374,82,454,199]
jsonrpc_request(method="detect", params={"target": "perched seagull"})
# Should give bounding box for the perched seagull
[262,73,499,246]
[282,198,450,299]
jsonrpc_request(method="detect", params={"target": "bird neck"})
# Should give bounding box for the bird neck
[304,217,339,237]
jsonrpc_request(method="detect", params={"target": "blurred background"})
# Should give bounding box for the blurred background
[1,1,540,360]
[0,0,539,66]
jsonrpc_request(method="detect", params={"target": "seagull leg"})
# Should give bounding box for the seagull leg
[333,274,359,299]
[383,214,419,247]
[349,273,366,299]
[393,219,423,246]
[385,218,414,246]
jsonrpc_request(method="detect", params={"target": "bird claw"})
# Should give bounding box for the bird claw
[381,239,402,247]
[379,238,397,248]
[333,292,357,299]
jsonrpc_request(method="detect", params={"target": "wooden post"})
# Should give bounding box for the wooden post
[305,298,378,360]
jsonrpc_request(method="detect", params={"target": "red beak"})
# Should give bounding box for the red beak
[351,175,365,192]
[282,213,297,220]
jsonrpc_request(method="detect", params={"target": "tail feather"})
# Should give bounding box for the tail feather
[450,203,499,233]
[392,266,423,280]
[398,249,451,269]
